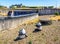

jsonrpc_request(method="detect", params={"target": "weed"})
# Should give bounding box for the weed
[53,37,58,41]
[41,33,44,36]
[28,40,32,44]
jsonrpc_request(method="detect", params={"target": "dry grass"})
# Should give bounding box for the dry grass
[50,16,60,21]
[0,15,60,44]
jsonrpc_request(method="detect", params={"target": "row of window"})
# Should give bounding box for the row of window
[8,10,37,16]
[14,11,36,16]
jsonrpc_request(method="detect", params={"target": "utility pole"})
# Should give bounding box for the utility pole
[56,0,58,12]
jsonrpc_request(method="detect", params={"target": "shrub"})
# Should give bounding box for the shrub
[55,12,59,16]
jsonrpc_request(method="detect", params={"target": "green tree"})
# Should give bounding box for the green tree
[0,6,3,8]
[0,5,7,9]
[22,5,27,8]
[48,6,54,8]
[29,6,38,8]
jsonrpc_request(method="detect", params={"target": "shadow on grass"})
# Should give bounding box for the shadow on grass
[41,22,52,26]
[14,35,27,41]
[33,28,41,33]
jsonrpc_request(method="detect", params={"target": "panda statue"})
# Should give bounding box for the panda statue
[14,28,27,41]
[18,28,27,39]
[35,22,42,31]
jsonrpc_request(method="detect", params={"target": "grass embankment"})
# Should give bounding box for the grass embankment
[24,17,39,25]
[0,16,60,44]
[0,17,39,44]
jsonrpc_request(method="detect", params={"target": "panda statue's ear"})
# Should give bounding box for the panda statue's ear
[38,22,41,25]
[36,22,41,26]
[21,28,26,34]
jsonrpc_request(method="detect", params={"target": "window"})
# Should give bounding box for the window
[8,11,12,16]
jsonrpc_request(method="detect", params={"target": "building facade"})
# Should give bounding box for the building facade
[39,8,60,15]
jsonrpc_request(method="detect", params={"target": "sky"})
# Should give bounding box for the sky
[0,0,60,7]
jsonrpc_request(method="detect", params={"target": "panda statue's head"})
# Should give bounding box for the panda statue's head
[19,28,26,35]
[36,22,42,27]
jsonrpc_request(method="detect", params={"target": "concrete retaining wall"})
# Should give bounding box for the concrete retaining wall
[0,14,39,31]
